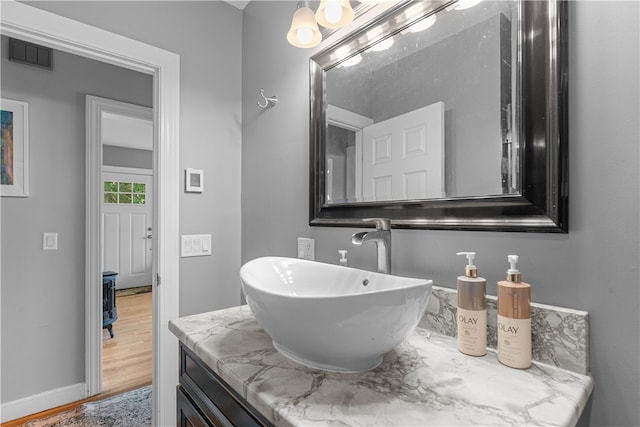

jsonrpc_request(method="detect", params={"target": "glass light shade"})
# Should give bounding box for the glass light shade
[316,0,354,29]
[287,6,322,48]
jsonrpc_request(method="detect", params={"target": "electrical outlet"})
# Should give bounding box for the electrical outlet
[297,237,315,260]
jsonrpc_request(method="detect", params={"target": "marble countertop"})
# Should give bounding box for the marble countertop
[169,305,593,427]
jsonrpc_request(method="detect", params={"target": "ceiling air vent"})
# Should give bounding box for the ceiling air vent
[8,38,52,70]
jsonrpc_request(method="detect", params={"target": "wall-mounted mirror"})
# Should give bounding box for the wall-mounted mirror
[310,0,568,232]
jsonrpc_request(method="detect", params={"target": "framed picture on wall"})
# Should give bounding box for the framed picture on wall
[1,98,29,197]
[185,168,203,193]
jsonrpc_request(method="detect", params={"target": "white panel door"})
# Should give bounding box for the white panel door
[362,102,445,201]
[102,170,153,289]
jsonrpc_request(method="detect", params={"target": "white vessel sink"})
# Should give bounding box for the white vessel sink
[240,256,432,372]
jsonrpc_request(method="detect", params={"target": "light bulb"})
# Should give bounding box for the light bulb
[296,27,314,45]
[316,0,354,29]
[324,0,343,24]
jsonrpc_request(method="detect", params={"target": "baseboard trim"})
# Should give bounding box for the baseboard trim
[0,382,86,423]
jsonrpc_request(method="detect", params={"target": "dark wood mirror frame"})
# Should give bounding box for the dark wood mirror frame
[309,0,568,233]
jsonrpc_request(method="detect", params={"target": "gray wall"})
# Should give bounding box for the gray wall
[1,0,242,405]
[25,0,244,320]
[103,145,152,169]
[242,2,639,426]
[0,36,152,402]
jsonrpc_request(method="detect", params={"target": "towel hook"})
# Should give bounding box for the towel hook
[257,88,278,109]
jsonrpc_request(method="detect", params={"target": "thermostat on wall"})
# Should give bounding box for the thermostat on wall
[185,168,203,193]
[43,232,58,251]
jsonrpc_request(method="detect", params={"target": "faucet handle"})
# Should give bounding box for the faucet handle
[363,218,391,231]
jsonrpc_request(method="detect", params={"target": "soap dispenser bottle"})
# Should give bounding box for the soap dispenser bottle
[456,252,487,356]
[497,255,531,369]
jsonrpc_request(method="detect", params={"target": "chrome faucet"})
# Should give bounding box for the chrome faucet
[352,218,392,274]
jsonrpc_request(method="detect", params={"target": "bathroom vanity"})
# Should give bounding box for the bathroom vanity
[169,303,593,427]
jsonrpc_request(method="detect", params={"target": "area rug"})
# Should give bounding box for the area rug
[23,386,151,427]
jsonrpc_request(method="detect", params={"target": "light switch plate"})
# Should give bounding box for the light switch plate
[181,234,212,257]
[43,232,58,251]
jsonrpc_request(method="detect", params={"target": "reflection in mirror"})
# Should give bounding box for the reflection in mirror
[324,1,518,204]
[310,0,568,232]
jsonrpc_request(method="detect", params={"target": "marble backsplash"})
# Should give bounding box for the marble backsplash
[418,286,590,375]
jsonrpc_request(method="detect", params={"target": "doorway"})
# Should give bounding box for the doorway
[1,3,180,425]
[90,96,154,395]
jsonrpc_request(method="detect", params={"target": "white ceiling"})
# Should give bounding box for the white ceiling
[224,0,251,10]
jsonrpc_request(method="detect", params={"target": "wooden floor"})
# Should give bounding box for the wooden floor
[3,291,152,426]
[103,290,153,395]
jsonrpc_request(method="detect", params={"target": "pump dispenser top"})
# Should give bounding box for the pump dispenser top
[506,254,522,282]
[457,251,478,278]
[338,250,348,266]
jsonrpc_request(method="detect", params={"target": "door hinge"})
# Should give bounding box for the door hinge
[156,273,161,286]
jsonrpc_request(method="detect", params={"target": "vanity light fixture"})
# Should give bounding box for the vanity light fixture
[315,0,354,29]
[287,0,354,48]
[287,2,323,48]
